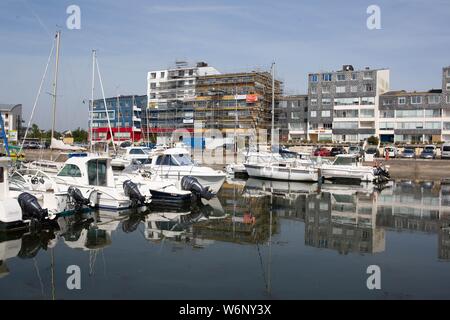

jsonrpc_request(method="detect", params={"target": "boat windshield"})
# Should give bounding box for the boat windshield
[332,157,356,166]
[58,164,82,177]
[172,154,194,166]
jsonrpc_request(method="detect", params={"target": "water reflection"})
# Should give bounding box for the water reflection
[1,178,450,298]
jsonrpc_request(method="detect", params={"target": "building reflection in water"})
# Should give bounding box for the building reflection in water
[2,179,450,282]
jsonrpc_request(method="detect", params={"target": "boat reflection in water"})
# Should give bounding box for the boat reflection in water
[223,178,450,259]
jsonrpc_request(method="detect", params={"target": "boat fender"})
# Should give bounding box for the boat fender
[17,192,49,221]
[68,186,91,207]
[123,180,147,205]
[181,176,215,200]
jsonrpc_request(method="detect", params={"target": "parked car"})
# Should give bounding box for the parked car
[313,147,331,157]
[330,147,346,157]
[365,146,380,157]
[420,145,436,159]
[384,146,398,158]
[401,148,416,159]
[441,143,450,159]
[348,145,364,157]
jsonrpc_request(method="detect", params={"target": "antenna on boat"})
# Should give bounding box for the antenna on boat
[271,61,275,149]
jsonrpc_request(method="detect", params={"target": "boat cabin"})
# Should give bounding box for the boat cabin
[56,156,115,188]
[332,154,360,166]
[151,148,194,167]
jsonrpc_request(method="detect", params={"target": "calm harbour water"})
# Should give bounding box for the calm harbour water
[1,178,450,300]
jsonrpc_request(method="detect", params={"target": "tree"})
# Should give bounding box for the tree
[72,127,88,143]
[29,123,41,139]
[367,136,379,146]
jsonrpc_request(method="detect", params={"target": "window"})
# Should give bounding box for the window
[310,123,318,129]
[334,98,359,106]
[322,86,330,94]
[361,97,375,105]
[447,83,450,90]
[324,123,332,129]
[322,73,332,81]
[364,84,373,92]
[150,83,156,89]
[444,122,450,130]
[337,74,345,81]
[447,70,450,78]
[291,112,301,119]
[411,96,423,104]
[380,122,395,130]
[310,74,319,82]
[58,164,82,177]
[334,110,358,118]
[189,69,194,76]
[428,96,441,104]
[381,110,395,118]
[129,148,146,155]
[396,109,423,118]
[363,72,373,80]
[150,72,156,79]
[322,98,332,105]
[311,111,317,118]
[351,73,358,80]
[161,72,165,78]
[321,110,331,117]
[447,95,450,104]
[310,98,318,105]
[360,109,375,117]
[396,122,423,129]
[333,122,358,129]
[336,86,346,93]
[424,122,441,130]
[350,85,358,93]
[398,97,406,104]
[150,93,156,99]
[424,109,441,117]
[310,86,317,94]
[383,99,393,105]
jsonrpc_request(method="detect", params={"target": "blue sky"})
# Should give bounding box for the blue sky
[1,0,449,130]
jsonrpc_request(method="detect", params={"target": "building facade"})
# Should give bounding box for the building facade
[145,61,220,137]
[379,67,450,144]
[90,95,146,143]
[194,71,283,137]
[0,104,22,142]
[276,95,308,143]
[307,65,390,143]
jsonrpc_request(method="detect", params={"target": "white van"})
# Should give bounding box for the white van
[442,143,450,159]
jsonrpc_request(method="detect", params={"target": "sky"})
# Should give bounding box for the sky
[0,0,449,130]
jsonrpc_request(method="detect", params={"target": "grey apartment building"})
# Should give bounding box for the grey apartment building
[307,65,390,143]
[276,95,308,143]
[379,66,450,144]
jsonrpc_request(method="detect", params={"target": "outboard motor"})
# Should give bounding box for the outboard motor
[68,186,91,209]
[123,180,147,206]
[181,176,215,201]
[17,192,48,222]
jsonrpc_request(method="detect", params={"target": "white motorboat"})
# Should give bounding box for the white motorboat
[244,152,319,182]
[147,147,226,193]
[111,146,152,169]
[52,155,152,210]
[319,154,390,182]
[0,157,91,230]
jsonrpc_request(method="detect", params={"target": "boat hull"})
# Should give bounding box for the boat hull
[244,164,319,182]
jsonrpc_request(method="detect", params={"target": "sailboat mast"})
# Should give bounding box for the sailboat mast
[90,50,96,153]
[271,62,275,148]
[51,31,61,146]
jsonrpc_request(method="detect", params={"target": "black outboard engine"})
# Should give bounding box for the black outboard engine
[123,180,146,206]
[17,192,49,222]
[181,176,215,201]
[68,186,91,209]
[374,164,390,184]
